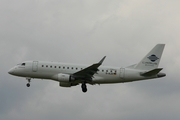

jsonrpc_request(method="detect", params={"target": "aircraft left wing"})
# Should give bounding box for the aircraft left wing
[72,56,106,81]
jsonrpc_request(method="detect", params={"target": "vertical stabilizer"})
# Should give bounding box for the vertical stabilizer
[135,44,165,70]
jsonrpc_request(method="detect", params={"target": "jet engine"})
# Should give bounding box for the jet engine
[59,82,71,87]
[52,73,75,82]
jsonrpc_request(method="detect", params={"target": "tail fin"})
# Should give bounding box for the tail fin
[135,44,165,70]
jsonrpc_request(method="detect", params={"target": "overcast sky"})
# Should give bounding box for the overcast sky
[1,0,180,120]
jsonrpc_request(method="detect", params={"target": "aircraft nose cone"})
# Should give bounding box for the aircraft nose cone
[8,68,14,75]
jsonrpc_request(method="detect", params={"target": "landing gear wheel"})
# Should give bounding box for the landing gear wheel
[81,83,87,93]
[26,83,30,87]
[26,77,31,88]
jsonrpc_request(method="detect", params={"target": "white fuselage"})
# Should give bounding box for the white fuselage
[8,44,166,92]
[8,61,162,85]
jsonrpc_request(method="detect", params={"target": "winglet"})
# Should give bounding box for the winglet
[99,56,106,65]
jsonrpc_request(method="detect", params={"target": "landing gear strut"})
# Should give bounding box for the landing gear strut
[81,83,87,93]
[26,77,31,87]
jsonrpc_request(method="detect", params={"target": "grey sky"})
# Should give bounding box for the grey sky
[1,0,180,120]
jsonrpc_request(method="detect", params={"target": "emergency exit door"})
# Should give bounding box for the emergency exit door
[120,68,125,79]
[32,61,38,72]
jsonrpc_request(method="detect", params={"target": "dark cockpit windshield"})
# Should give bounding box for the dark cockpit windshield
[17,63,26,66]
[21,63,25,66]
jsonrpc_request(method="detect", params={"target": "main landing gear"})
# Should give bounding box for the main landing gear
[26,77,31,87]
[81,83,87,93]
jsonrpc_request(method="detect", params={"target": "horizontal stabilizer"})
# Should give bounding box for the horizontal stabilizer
[141,68,163,76]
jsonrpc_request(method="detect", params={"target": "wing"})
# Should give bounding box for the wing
[72,56,106,81]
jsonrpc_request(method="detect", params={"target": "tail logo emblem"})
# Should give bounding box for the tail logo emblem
[148,54,159,62]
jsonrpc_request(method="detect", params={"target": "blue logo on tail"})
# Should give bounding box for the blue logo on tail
[148,54,159,62]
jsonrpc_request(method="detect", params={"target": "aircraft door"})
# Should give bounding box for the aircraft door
[120,68,125,79]
[32,61,38,72]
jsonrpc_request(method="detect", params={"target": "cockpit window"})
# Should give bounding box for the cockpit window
[21,63,26,66]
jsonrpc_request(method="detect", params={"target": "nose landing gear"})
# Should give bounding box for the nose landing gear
[26,83,30,87]
[81,83,87,93]
[26,77,31,87]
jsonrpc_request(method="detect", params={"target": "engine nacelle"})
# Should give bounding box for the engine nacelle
[58,73,71,82]
[51,73,77,87]
[51,73,75,82]
[59,82,71,87]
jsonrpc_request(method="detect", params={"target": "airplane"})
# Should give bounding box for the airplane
[8,44,166,93]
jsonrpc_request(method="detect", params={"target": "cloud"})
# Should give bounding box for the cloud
[1,0,180,120]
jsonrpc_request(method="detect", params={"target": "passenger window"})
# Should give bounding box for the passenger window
[54,66,56,68]
[59,66,61,68]
[42,65,44,67]
[46,65,48,67]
